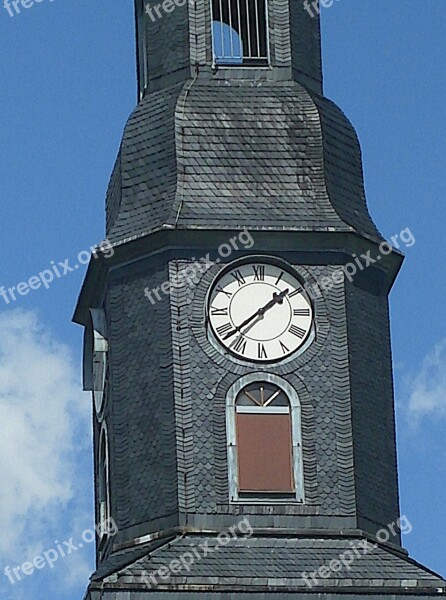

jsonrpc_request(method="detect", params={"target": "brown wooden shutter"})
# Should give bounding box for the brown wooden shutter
[236,412,294,492]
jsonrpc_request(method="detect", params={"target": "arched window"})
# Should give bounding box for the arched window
[211,0,269,66]
[98,425,111,539]
[227,375,304,502]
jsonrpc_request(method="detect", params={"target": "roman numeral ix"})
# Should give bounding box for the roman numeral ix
[211,307,229,316]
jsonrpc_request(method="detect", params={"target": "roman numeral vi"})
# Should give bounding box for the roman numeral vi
[258,343,267,359]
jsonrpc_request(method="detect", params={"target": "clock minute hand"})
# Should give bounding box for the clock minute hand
[223,288,289,341]
[222,312,260,341]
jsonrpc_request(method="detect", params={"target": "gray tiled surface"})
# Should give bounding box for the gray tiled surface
[107,261,179,530]
[101,256,402,546]
[98,535,445,590]
[346,282,400,532]
[106,79,382,245]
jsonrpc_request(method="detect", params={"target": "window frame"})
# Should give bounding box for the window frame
[83,308,108,420]
[210,0,271,68]
[226,374,305,503]
[98,423,111,542]
[136,0,149,98]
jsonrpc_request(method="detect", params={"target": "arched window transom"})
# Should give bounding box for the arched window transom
[227,375,305,503]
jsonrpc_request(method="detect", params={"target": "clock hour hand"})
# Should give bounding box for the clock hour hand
[223,288,289,341]
[257,288,289,318]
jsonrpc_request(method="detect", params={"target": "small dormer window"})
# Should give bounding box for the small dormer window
[211,0,269,66]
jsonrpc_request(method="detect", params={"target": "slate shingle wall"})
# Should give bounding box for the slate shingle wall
[103,253,402,541]
[346,280,400,539]
[170,83,346,230]
[289,0,323,92]
[171,257,357,522]
[144,0,191,87]
[107,262,179,534]
[105,152,122,234]
[80,3,444,598]
[135,0,322,95]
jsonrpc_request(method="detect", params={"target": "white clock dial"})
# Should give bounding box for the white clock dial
[208,261,313,362]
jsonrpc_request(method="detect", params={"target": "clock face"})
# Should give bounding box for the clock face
[93,352,107,416]
[208,261,313,362]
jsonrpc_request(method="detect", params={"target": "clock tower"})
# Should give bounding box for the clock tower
[75,0,446,598]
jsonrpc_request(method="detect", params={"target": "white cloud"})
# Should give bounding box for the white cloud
[0,309,92,587]
[408,339,446,417]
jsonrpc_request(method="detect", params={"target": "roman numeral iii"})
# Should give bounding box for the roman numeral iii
[293,309,310,316]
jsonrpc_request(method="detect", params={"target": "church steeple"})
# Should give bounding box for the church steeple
[135,0,322,98]
[76,2,446,598]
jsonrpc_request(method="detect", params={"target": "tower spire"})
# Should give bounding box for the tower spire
[76,2,446,598]
[135,0,323,98]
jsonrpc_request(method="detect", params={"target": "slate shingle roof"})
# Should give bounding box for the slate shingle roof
[106,79,383,246]
[95,535,445,593]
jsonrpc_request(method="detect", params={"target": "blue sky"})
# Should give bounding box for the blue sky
[0,0,445,598]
